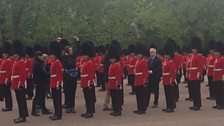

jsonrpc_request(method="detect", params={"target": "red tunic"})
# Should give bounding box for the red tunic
[187,54,204,81]
[97,55,104,73]
[80,60,95,88]
[93,56,99,72]
[162,59,176,85]
[186,55,191,79]
[11,59,26,90]
[0,58,13,84]
[128,56,137,75]
[134,59,148,86]
[213,56,224,81]
[172,53,183,74]
[206,54,215,77]
[108,63,122,89]
[25,57,34,78]
[182,54,187,69]
[50,60,63,88]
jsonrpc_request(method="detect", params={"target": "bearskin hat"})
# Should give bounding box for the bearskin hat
[12,40,25,57]
[207,40,216,52]
[81,41,95,58]
[163,40,175,58]
[98,45,105,54]
[49,41,61,58]
[59,39,70,50]
[33,44,43,53]
[214,41,224,55]
[0,48,2,59]
[111,39,122,54]
[135,43,147,56]
[42,47,49,54]
[2,42,11,55]
[182,45,187,53]
[26,46,34,57]
[128,44,136,54]
[190,36,202,51]
[166,38,179,52]
[106,44,121,61]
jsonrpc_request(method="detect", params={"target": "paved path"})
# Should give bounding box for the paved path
[0,79,224,126]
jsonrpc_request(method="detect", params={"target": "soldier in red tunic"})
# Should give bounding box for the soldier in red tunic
[11,40,28,123]
[133,43,148,114]
[127,45,137,95]
[188,37,204,111]
[80,41,95,118]
[212,41,224,109]
[107,44,122,116]
[96,45,106,91]
[206,40,216,100]
[161,40,177,113]
[185,46,193,101]
[0,42,13,112]
[0,49,3,101]
[25,46,34,100]
[165,39,182,102]
[182,46,188,83]
[48,41,63,120]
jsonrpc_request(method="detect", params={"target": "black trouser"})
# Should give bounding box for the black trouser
[214,81,224,106]
[0,83,13,109]
[15,88,28,118]
[96,71,100,87]
[164,85,174,110]
[64,78,77,109]
[52,88,62,117]
[183,69,187,82]
[26,78,34,98]
[124,67,128,79]
[135,86,146,112]
[146,80,159,106]
[188,80,201,107]
[0,84,3,101]
[32,85,48,113]
[187,80,193,99]
[208,76,215,98]
[91,86,96,113]
[176,70,182,84]
[120,77,124,105]
[83,87,94,114]
[110,89,122,113]
[174,84,179,101]
[128,74,135,93]
[98,72,105,90]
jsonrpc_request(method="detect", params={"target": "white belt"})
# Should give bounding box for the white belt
[51,74,57,78]
[81,74,88,77]
[207,65,214,68]
[187,67,198,70]
[135,72,143,75]
[163,73,170,76]
[129,65,134,67]
[11,75,19,79]
[99,64,103,67]
[214,69,222,72]
[0,71,6,74]
[26,68,29,70]
[108,77,116,80]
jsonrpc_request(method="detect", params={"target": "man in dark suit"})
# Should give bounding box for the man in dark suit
[32,51,52,116]
[145,48,162,108]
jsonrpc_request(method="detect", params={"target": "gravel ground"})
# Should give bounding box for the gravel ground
[0,79,224,126]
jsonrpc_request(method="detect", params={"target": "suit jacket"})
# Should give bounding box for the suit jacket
[147,55,162,83]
